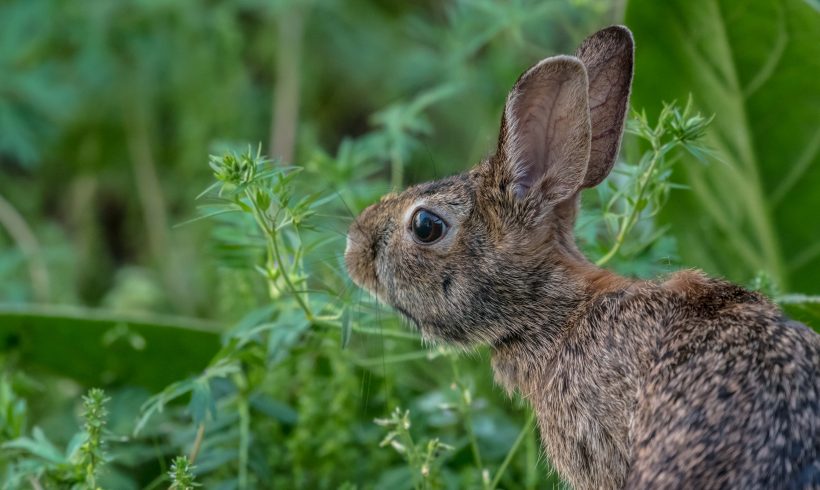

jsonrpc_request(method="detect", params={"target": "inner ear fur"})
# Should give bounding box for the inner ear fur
[495,55,592,205]
[575,25,634,188]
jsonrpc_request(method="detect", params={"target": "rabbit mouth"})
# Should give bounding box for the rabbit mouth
[393,304,420,329]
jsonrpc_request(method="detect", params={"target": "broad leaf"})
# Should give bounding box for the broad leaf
[0,304,220,390]
[626,0,820,295]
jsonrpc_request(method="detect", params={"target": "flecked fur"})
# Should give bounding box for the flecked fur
[345,25,820,490]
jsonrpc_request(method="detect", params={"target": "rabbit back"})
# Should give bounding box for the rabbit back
[492,273,819,490]
[627,299,820,488]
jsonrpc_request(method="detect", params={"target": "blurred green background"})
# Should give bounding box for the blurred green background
[0,0,817,488]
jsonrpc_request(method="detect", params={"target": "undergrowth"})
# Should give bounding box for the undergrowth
[1,2,817,489]
[1,101,722,489]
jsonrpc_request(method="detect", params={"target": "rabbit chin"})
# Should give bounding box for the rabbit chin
[389,300,509,348]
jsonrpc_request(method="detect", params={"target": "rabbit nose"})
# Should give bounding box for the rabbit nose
[345,202,385,291]
[346,203,380,255]
[345,225,365,257]
[346,209,372,252]
[345,233,354,256]
[345,216,374,287]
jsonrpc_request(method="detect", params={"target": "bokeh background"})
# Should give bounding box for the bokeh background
[0,0,818,488]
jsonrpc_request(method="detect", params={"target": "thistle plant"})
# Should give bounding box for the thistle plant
[133,145,408,487]
[79,388,109,490]
[169,456,200,490]
[583,98,713,269]
[203,145,345,326]
[0,387,110,489]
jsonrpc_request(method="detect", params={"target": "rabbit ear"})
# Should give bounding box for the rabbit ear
[496,55,591,204]
[575,25,634,188]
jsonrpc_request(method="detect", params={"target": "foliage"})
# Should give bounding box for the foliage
[375,408,455,490]
[0,1,816,489]
[0,304,220,392]
[169,456,200,490]
[626,0,820,296]
[2,101,706,488]
[581,97,713,270]
[2,387,110,489]
[80,388,110,489]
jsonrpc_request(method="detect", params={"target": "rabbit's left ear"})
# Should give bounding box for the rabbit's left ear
[495,55,591,204]
[575,26,634,188]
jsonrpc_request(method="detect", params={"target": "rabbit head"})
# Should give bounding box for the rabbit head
[346,26,634,345]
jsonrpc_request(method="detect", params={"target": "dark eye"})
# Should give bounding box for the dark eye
[411,209,447,244]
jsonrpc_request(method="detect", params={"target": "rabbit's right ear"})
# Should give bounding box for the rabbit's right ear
[575,26,634,188]
[493,55,591,205]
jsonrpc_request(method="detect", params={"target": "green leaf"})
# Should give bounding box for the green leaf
[188,380,215,426]
[779,295,820,331]
[2,427,66,464]
[248,394,298,425]
[134,359,240,436]
[267,318,309,365]
[626,0,820,295]
[0,304,220,390]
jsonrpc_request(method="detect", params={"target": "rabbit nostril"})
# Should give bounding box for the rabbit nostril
[345,223,375,261]
[345,234,354,255]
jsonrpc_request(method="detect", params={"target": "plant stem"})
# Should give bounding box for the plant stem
[596,146,663,266]
[489,411,535,490]
[268,218,312,318]
[188,423,206,464]
[450,360,485,485]
[248,193,313,319]
[142,473,168,490]
[777,294,820,304]
[524,425,537,490]
[124,102,194,313]
[355,350,438,367]
[238,396,250,490]
[311,317,419,340]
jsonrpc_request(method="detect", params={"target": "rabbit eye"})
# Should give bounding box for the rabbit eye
[411,209,447,244]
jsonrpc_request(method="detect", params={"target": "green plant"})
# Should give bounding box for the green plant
[594,99,712,266]
[626,0,820,295]
[1,1,816,488]
[2,387,110,489]
[131,145,411,487]
[578,98,713,277]
[375,407,454,490]
[0,376,26,444]
[168,456,200,490]
[79,388,109,490]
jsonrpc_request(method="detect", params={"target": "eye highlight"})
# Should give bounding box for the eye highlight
[411,209,447,244]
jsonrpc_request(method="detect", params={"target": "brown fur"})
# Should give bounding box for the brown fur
[345,26,820,489]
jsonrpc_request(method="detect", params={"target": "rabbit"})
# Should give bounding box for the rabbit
[345,25,819,489]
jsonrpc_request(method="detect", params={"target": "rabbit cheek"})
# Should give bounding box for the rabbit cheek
[377,246,449,335]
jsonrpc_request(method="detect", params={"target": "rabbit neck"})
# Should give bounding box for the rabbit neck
[489,255,635,389]
[490,259,646,489]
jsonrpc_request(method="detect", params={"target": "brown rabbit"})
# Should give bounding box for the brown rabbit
[345,26,819,489]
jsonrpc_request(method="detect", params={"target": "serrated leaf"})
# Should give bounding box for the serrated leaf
[188,380,215,425]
